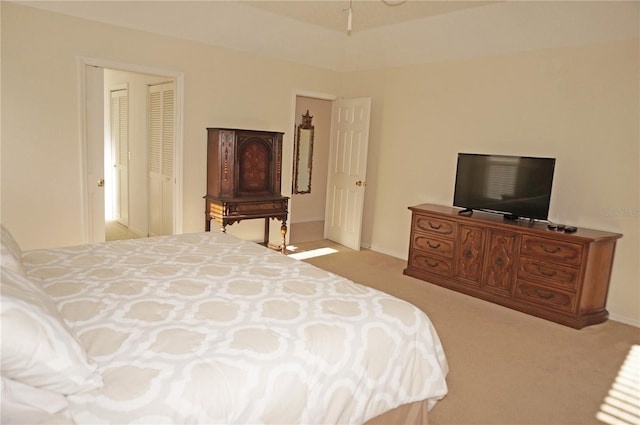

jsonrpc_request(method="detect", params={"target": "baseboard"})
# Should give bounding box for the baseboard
[290,217,325,224]
[367,243,407,261]
[609,313,640,328]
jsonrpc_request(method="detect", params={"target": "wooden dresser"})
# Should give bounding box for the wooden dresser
[403,204,622,329]
[204,128,288,252]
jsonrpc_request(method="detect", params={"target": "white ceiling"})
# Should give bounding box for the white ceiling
[243,0,498,32]
[17,0,639,72]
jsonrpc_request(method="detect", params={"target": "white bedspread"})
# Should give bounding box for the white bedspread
[22,232,448,424]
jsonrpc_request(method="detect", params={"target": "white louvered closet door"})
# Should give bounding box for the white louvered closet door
[110,88,129,226]
[148,82,175,237]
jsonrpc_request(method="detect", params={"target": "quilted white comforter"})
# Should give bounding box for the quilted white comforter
[22,231,448,424]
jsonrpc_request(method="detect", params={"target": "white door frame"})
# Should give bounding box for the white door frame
[77,56,184,243]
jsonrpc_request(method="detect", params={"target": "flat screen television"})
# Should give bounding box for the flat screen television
[453,153,556,220]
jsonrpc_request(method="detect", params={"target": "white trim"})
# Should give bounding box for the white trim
[293,90,338,102]
[173,76,185,235]
[109,82,128,92]
[76,58,90,243]
[77,56,185,242]
[609,313,640,328]
[368,243,408,260]
[290,216,325,224]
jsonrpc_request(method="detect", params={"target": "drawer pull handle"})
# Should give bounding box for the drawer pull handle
[540,244,561,254]
[464,249,473,259]
[537,267,558,277]
[495,256,504,266]
[426,260,439,268]
[428,222,442,230]
[427,241,441,249]
[534,289,555,300]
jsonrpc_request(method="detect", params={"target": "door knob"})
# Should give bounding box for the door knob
[97,178,105,187]
[355,180,367,187]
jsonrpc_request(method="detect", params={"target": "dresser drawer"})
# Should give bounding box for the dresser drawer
[412,233,454,258]
[409,251,453,277]
[517,258,579,291]
[514,281,576,313]
[520,236,583,266]
[207,198,288,219]
[413,215,456,239]
[227,200,287,215]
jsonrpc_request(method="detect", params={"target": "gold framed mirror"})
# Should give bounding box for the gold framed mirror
[293,110,314,194]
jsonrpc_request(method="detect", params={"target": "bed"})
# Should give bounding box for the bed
[1,225,448,424]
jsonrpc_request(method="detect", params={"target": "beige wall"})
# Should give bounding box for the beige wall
[344,40,639,325]
[1,2,342,247]
[2,3,638,325]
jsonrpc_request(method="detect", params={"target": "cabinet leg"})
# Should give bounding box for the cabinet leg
[213,218,226,233]
[280,222,287,254]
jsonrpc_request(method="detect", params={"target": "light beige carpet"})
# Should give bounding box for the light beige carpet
[105,221,143,241]
[290,240,640,425]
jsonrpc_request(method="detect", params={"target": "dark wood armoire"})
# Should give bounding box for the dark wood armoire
[204,128,288,252]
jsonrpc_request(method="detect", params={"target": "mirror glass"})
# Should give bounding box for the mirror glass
[293,110,314,194]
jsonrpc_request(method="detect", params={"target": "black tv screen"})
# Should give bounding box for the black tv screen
[453,153,556,220]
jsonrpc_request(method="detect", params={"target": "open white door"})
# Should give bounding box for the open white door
[324,97,371,250]
[85,64,106,243]
[110,88,129,226]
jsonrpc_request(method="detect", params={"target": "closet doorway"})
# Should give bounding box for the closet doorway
[104,70,176,240]
[81,58,183,244]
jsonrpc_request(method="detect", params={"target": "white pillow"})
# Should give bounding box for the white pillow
[0,266,103,395]
[1,224,26,276]
[1,377,70,425]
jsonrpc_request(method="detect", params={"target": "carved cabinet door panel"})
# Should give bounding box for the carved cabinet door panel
[454,224,486,285]
[238,138,270,194]
[483,230,519,297]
